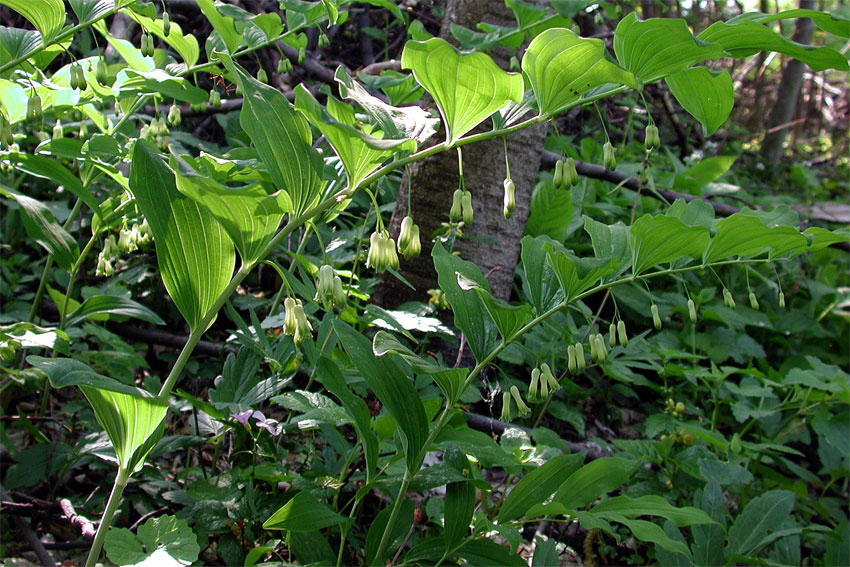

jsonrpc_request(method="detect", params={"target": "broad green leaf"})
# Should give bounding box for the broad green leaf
[365,499,414,564]
[520,235,565,316]
[173,157,290,264]
[196,0,242,53]
[123,9,200,67]
[0,185,79,271]
[522,28,638,116]
[0,0,64,43]
[263,492,347,532]
[118,68,207,103]
[445,480,475,550]
[7,154,101,215]
[805,227,849,251]
[617,518,692,557]
[129,140,235,332]
[545,247,616,302]
[703,214,807,264]
[726,491,795,557]
[666,67,733,136]
[614,13,724,83]
[401,37,523,143]
[526,179,574,242]
[333,320,428,473]
[0,27,41,66]
[499,453,585,522]
[105,515,199,567]
[673,155,738,194]
[630,214,710,274]
[693,480,727,567]
[66,296,166,327]
[68,0,115,25]
[457,273,532,341]
[294,84,415,189]
[727,10,850,38]
[453,540,527,566]
[432,242,499,362]
[698,19,849,72]
[590,495,714,527]
[554,457,638,509]
[583,216,631,272]
[29,357,168,473]
[337,68,437,141]
[316,357,378,482]
[0,78,27,122]
[93,20,152,72]
[218,53,325,215]
[288,532,337,567]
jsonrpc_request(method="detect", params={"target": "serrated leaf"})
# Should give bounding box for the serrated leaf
[129,140,235,332]
[218,52,325,216]
[173,156,289,264]
[666,67,734,136]
[432,242,499,362]
[522,28,638,116]
[554,457,638,509]
[66,295,166,327]
[336,67,437,143]
[698,18,849,72]
[726,491,795,557]
[614,13,724,83]
[499,453,585,522]
[630,214,710,274]
[333,320,428,473]
[0,185,79,271]
[401,37,523,143]
[294,84,415,189]
[0,0,64,43]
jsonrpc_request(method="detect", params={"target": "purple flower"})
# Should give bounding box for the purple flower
[231,410,254,425]
[252,411,281,435]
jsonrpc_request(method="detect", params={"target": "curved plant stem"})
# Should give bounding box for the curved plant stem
[85,467,130,567]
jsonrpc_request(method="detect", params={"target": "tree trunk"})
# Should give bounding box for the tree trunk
[760,0,815,166]
[374,0,547,307]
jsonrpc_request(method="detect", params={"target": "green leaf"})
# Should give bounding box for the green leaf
[66,296,166,327]
[522,28,638,116]
[692,480,727,567]
[583,216,631,272]
[453,539,527,566]
[432,242,499,362]
[520,235,565,317]
[666,67,734,136]
[499,453,585,522]
[0,0,65,43]
[630,214,710,274]
[365,499,414,564]
[316,357,378,482]
[333,320,428,473]
[123,9,200,67]
[589,495,715,527]
[264,492,346,531]
[457,273,532,342]
[106,514,200,567]
[0,185,79,271]
[554,457,638,509]
[617,518,692,557]
[336,67,438,143]
[93,20,150,71]
[613,13,724,83]
[673,155,738,194]
[196,0,242,53]
[445,480,476,551]
[0,78,28,122]
[218,53,325,216]
[118,68,208,103]
[173,157,290,264]
[294,84,415,189]
[288,531,337,566]
[129,140,235,332]
[726,490,795,557]
[526,179,574,242]
[545,247,616,302]
[401,37,523,143]
[698,19,849,72]
[68,0,114,25]
[11,153,102,216]
[729,9,850,38]
[703,214,808,264]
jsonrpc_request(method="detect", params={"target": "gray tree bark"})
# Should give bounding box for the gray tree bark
[760,0,815,166]
[373,0,547,307]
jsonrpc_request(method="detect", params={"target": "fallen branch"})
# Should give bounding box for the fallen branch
[58,499,96,541]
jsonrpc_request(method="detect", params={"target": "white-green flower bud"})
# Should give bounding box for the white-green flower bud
[283,297,298,336]
[461,190,473,226]
[609,323,617,348]
[553,158,564,189]
[332,276,347,309]
[645,124,660,150]
[52,120,63,140]
[723,288,736,309]
[617,320,628,346]
[449,189,463,222]
[167,104,181,127]
[687,298,697,323]
[651,304,662,330]
[162,12,171,37]
[541,363,559,393]
[510,386,530,417]
[603,141,616,171]
[565,157,578,187]
[500,391,512,422]
[567,345,577,374]
[293,303,312,345]
[529,367,540,400]
[503,178,515,219]
[778,291,785,309]
[257,68,268,84]
[749,292,759,311]
[575,342,586,370]
[314,264,336,309]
